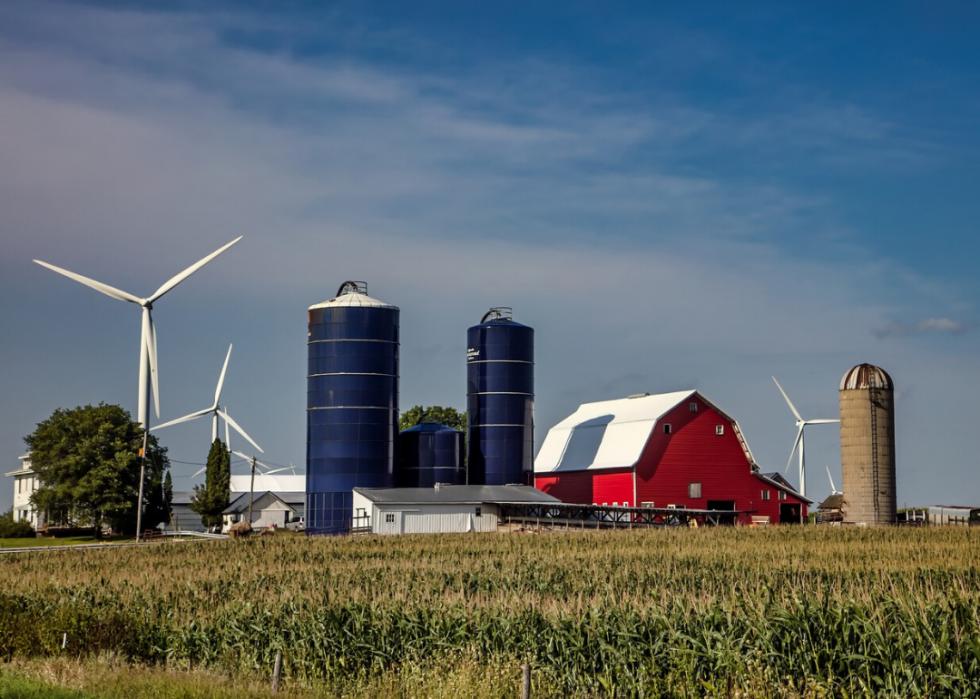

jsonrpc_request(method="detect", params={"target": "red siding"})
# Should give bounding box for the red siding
[535,393,807,523]
[536,469,634,506]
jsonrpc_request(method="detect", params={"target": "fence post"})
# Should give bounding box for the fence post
[272,650,283,692]
[522,662,531,699]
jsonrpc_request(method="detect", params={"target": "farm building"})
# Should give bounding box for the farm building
[534,390,810,524]
[926,506,979,527]
[222,491,305,531]
[351,484,560,535]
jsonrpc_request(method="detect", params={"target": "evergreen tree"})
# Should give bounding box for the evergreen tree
[164,471,173,509]
[190,439,231,529]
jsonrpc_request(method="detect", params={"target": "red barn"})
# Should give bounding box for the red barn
[534,390,809,524]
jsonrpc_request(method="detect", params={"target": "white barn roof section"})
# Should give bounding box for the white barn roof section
[534,390,759,473]
[230,474,305,493]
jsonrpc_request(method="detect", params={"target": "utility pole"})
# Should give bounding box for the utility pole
[136,429,149,542]
[248,455,256,525]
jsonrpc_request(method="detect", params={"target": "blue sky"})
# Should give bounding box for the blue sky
[2,1,978,509]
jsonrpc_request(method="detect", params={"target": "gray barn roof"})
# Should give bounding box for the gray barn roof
[354,484,560,505]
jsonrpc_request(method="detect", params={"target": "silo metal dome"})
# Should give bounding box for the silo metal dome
[306,281,399,535]
[839,363,896,525]
[396,422,465,488]
[839,364,893,391]
[466,307,534,486]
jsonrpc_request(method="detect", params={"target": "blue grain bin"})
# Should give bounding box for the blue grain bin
[466,308,534,485]
[396,422,465,488]
[307,281,399,535]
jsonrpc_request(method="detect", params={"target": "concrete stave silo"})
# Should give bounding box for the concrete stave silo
[307,281,399,535]
[839,363,896,525]
[466,308,534,486]
[396,422,465,488]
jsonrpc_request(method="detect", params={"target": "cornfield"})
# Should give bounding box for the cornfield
[1,527,979,697]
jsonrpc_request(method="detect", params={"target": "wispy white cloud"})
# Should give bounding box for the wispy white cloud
[874,318,977,338]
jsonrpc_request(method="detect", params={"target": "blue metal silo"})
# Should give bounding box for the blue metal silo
[466,308,534,485]
[396,422,465,488]
[307,281,399,535]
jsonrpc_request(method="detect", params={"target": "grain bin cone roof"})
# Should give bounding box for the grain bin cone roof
[839,364,893,391]
[308,280,398,310]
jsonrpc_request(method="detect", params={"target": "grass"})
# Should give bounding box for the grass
[0,527,978,697]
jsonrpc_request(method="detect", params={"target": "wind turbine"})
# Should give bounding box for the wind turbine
[826,467,842,495]
[34,237,242,430]
[772,377,840,499]
[152,344,263,454]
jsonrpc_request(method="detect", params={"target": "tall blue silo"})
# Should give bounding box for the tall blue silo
[396,422,465,488]
[466,308,534,485]
[307,281,399,535]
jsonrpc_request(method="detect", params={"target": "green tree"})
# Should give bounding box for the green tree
[24,403,170,535]
[190,439,231,530]
[0,508,35,538]
[399,406,467,432]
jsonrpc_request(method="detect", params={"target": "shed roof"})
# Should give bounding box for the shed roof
[535,390,758,473]
[223,491,305,515]
[354,484,559,505]
[754,473,813,504]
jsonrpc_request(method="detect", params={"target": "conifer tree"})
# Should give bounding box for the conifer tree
[190,439,231,529]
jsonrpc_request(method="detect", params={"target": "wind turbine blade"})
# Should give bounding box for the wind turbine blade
[218,409,263,453]
[214,344,232,406]
[148,237,242,302]
[192,466,207,478]
[784,426,804,474]
[145,308,160,418]
[263,467,291,475]
[225,414,230,451]
[826,466,837,494]
[805,419,840,425]
[232,450,251,462]
[33,260,142,304]
[151,407,214,431]
[772,377,803,422]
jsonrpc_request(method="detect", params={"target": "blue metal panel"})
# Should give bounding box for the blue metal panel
[466,309,534,486]
[306,286,399,535]
[396,422,465,487]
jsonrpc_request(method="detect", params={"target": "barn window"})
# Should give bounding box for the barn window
[715,425,724,436]
[688,483,702,498]
[778,491,787,501]
[475,506,482,517]
[761,490,770,501]
[663,423,672,434]
[385,513,395,523]
[690,402,698,412]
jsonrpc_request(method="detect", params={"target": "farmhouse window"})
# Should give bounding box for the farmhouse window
[688,482,702,498]
[715,425,724,435]
[475,506,482,517]
[690,402,698,412]
[762,490,771,501]
[663,423,672,434]
[779,491,787,501]
[385,513,395,523]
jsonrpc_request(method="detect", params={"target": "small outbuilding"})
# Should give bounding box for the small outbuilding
[351,484,560,535]
[222,491,305,531]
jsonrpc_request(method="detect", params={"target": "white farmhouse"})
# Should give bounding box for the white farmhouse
[5,454,42,528]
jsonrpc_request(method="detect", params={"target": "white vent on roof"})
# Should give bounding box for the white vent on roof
[628,392,650,399]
